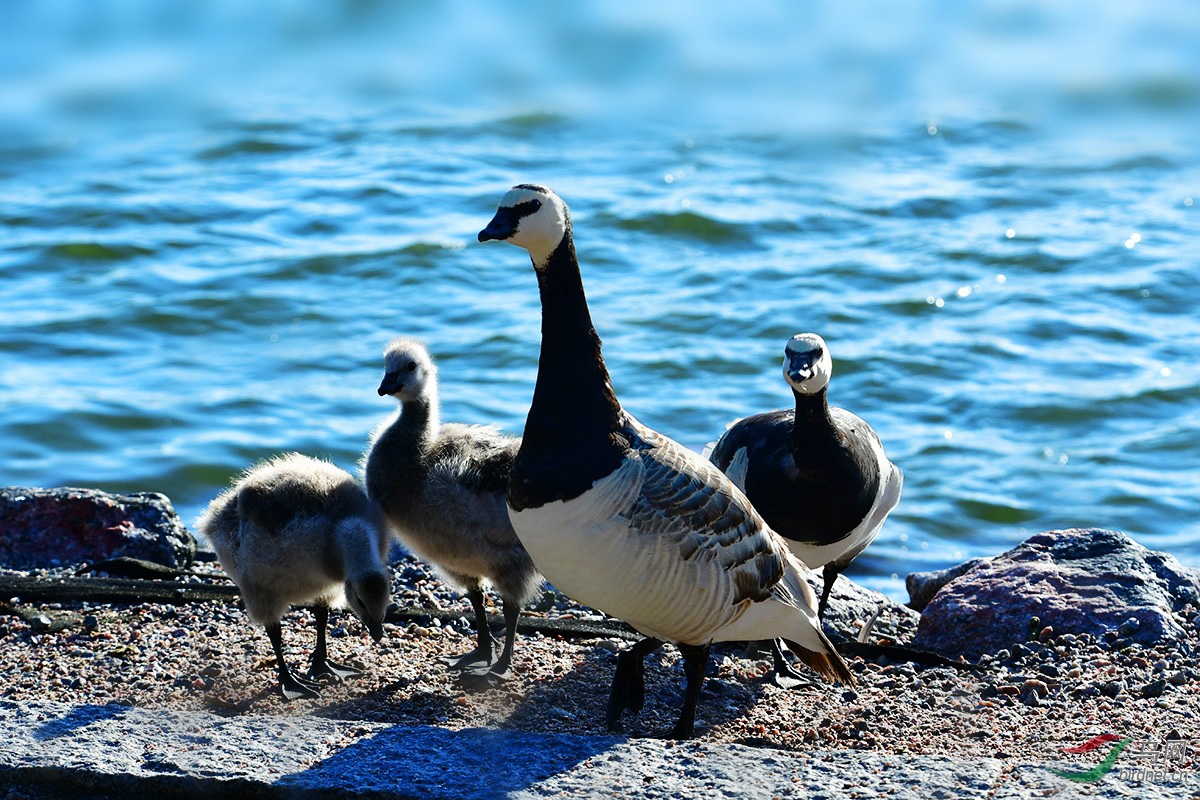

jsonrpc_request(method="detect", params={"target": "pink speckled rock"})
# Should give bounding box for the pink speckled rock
[0,487,196,570]
[912,528,1200,660]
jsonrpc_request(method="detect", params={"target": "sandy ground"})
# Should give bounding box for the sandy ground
[1,554,1196,769]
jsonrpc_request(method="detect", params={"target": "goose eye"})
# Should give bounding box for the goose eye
[404,362,417,373]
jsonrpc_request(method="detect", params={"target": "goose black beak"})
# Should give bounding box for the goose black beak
[478,207,517,242]
[367,618,384,643]
[785,353,816,383]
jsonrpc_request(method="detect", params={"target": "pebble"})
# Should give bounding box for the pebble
[1119,617,1141,637]
[1,549,1198,766]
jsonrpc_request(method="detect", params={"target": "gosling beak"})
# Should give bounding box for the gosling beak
[478,206,518,242]
[377,371,403,396]
[367,618,384,643]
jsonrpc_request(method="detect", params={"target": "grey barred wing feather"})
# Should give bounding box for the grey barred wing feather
[622,421,788,607]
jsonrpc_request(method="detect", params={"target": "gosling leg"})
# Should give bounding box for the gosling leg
[443,586,498,671]
[308,604,362,682]
[267,622,321,701]
[463,594,522,684]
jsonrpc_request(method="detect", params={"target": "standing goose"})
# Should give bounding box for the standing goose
[479,185,852,739]
[708,333,903,686]
[363,337,542,681]
[197,452,392,700]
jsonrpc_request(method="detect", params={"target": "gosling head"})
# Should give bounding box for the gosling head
[783,333,832,396]
[478,184,570,268]
[377,337,436,401]
[345,568,390,643]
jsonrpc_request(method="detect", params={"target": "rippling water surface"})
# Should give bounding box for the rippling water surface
[3,3,1198,598]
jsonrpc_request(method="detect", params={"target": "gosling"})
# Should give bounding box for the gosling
[197,452,392,700]
[363,337,541,681]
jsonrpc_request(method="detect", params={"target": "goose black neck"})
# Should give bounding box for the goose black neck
[791,387,836,447]
[528,233,622,439]
[510,230,625,510]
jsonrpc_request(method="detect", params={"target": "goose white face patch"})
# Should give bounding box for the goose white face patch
[497,185,570,266]
[782,333,832,394]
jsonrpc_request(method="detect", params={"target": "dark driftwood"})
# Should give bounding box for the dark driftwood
[0,574,641,642]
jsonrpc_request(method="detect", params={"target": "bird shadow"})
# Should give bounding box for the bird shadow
[498,640,766,740]
[33,702,130,741]
[275,722,623,800]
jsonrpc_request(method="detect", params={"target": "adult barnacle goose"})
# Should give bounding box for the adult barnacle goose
[363,337,542,681]
[708,333,903,686]
[197,453,392,700]
[479,185,852,738]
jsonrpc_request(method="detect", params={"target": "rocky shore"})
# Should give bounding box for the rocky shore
[1,487,1198,797]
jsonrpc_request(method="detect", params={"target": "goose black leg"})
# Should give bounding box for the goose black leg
[308,604,363,682]
[817,562,842,619]
[665,641,711,740]
[266,622,321,701]
[605,637,664,733]
[769,638,820,690]
[443,586,498,671]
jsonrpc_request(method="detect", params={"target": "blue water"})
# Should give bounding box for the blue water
[3,3,1199,598]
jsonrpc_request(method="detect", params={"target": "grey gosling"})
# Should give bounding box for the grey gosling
[363,337,541,682]
[197,452,392,700]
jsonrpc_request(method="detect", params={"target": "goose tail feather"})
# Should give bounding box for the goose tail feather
[783,630,855,685]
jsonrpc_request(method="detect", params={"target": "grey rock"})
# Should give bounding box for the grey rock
[804,569,921,643]
[2,699,1195,800]
[905,557,988,612]
[912,529,1200,661]
[0,487,196,571]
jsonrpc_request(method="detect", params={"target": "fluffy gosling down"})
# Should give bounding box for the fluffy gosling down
[708,333,903,687]
[479,185,853,739]
[363,337,542,682]
[197,452,392,700]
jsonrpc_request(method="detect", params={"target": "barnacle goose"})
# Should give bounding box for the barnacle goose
[708,333,903,686]
[479,185,852,738]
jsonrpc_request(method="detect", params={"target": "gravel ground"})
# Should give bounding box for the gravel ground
[1,553,1197,770]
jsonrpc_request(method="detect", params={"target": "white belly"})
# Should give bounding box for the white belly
[508,462,741,643]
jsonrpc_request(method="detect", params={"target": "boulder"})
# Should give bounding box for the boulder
[912,528,1200,660]
[905,558,987,612]
[0,488,197,571]
[807,569,920,645]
